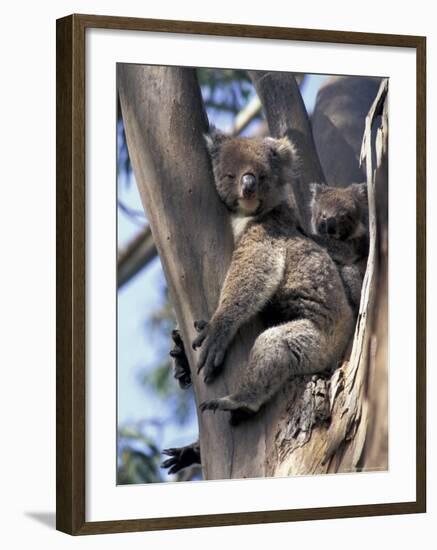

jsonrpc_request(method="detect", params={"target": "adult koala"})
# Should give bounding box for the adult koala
[192,129,354,425]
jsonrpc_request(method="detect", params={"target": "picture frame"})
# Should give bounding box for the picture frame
[56,13,426,535]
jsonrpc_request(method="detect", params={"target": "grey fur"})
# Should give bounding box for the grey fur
[309,182,369,310]
[194,132,354,424]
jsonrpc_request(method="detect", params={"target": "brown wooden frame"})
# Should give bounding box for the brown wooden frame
[56,13,426,535]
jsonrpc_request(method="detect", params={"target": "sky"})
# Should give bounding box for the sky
[116,73,330,467]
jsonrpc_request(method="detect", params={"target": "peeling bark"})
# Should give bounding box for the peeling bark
[251,77,388,478]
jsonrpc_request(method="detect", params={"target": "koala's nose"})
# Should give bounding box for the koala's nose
[241,173,256,197]
[327,217,337,235]
[317,220,327,234]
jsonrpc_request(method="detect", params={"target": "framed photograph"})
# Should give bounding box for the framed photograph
[56,14,426,535]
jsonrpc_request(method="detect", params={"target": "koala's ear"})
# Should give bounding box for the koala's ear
[266,136,301,179]
[309,183,325,198]
[267,136,298,164]
[351,182,368,203]
[204,126,228,156]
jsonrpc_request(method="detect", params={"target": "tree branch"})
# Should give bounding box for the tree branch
[230,95,262,135]
[248,71,325,230]
[117,225,157,289]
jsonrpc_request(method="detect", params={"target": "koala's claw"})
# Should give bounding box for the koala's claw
[194,319,208,332]
[161,443,201,474]
[196,343,225,383]
[169,329,184,358]
[161,448,182,474]
[170,329,191,389]
[199,397,257,425]
[192,320,209,350]
[199,399,221,413]
[192,320,228,382]
[192,333,207,351]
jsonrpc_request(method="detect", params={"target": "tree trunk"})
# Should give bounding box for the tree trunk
[118,66,388,480]
[311,76,382,187]
[118,65,264,479]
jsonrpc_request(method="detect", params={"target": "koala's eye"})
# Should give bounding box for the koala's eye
[259,173,267,182]
[225,174,235,181]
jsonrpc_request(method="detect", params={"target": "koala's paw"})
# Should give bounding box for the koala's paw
[199,397,257,425]
[161,443,201,475]
[192,320,228,384]
[169,329,191,389]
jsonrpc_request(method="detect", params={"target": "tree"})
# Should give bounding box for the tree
[118,65,388,479]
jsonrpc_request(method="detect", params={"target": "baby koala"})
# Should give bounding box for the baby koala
[309,182,369,310]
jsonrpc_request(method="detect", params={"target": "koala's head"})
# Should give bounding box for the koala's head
[310,182,368,240]
[204,128,298,216]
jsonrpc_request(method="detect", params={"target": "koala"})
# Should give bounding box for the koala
[309,182,369,309]
[191,128,355,425]
[309,182,368,242]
